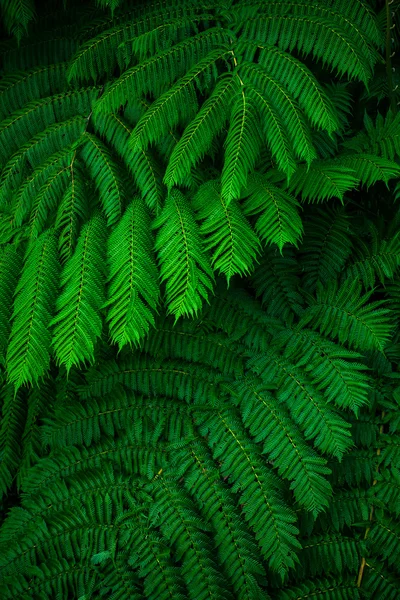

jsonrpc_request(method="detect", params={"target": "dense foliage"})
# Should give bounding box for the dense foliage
[0,0,400,598]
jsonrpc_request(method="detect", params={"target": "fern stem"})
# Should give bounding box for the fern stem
[356,412,385,588]
[386,0,397,113]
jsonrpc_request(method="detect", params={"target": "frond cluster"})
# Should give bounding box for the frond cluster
[0,0,400,599]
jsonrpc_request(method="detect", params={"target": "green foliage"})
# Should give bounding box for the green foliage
[0,0,400,598]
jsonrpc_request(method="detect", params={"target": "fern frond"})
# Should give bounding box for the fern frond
[243,172,303,250]
[275,327,370,413]
[55,159,89,264]
[0,87,98,167]
[221,85,262,204]
[234,378,332,515]
[251,248,303,321]
[193,179,260,282]
[286,161,359,202]
[255,44,340,134]
[0,63,68,121]
[249,84,297,177]
[28,160,71,239]
[6,230,59,389]
[67,3,205,82]
[276,575,361,600]
[362,560,400,600]
[92,112,165,213]
[342,110,400,160]
[240,63,316,169]
[174,441,266,600]
[299,206,352,292]
[80,132,127,226]
[345,228,400,289]
[239,10,374,84]
[105,197,159,349]
[164,74,235,188]
[300,278,393,352]
[94,29,230,113]
[150,476,233,600]
[51,213,107,372]
[0,115,86,208]
[154,189,214,318]
[296,534,363,578]
[0,384,26,497]
[18,380,53,486]
[129,48,230,153]
[0,246,22,363]
[0,0,35,42]
[11,145,78,228]
[248,350,353,459]
[338,153,400,187]
[196,408,301,579]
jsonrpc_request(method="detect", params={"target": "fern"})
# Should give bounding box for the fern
[51,213,107,372]
[154,189,214,318]
[105,197,159,349]
[1,1,400,598]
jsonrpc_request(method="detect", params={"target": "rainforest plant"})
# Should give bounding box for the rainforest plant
[0,0,400,598]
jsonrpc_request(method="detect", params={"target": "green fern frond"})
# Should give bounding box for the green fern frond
[254,43,340,135]
[154,189,214,318]
[94,29,230,114]
[197,408,301,579]
[286,161,359,202]
[221,85,263,204]
[248,350,353,459]
[243,172,303,250]
[129,47,230,153]
[92,112,165,213]
[342,110,400,160]
[80,132,127,226]
[275,327,370,413]
[55,160,89,264]
[105,197,159,349]
[51,213,107,372]
[0,115,86,208]
[67,2,205,82]
[0,0,36,42]
[193,179,260,281]
[0,384,26,496]
[276,575,361,600]
[238,10,374,84]
[11,145,79,228]
[251,248,303,321]
[240,63,317,170]
[300,278,393,352]
[362,560,400,600]
[338,153,400,187]
[150,476,233,600]
[299,206,352,292]
[0,63,68,121]
[164,74,235,189]
[28,160,71,239]
[6,230,59,389]
[0,87,98,167]
[0,246,22,362]
[345,228,400,289]
[234,378,332,515]
[175,441,266,600]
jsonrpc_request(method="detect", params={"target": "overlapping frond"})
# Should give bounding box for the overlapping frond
[6,230,59,389]
[194,179,260,281]
[154,189,214,318]
[105,197,159,349]
[243,172,303,250]
[300,278,393,352]
[51,213,107,372]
